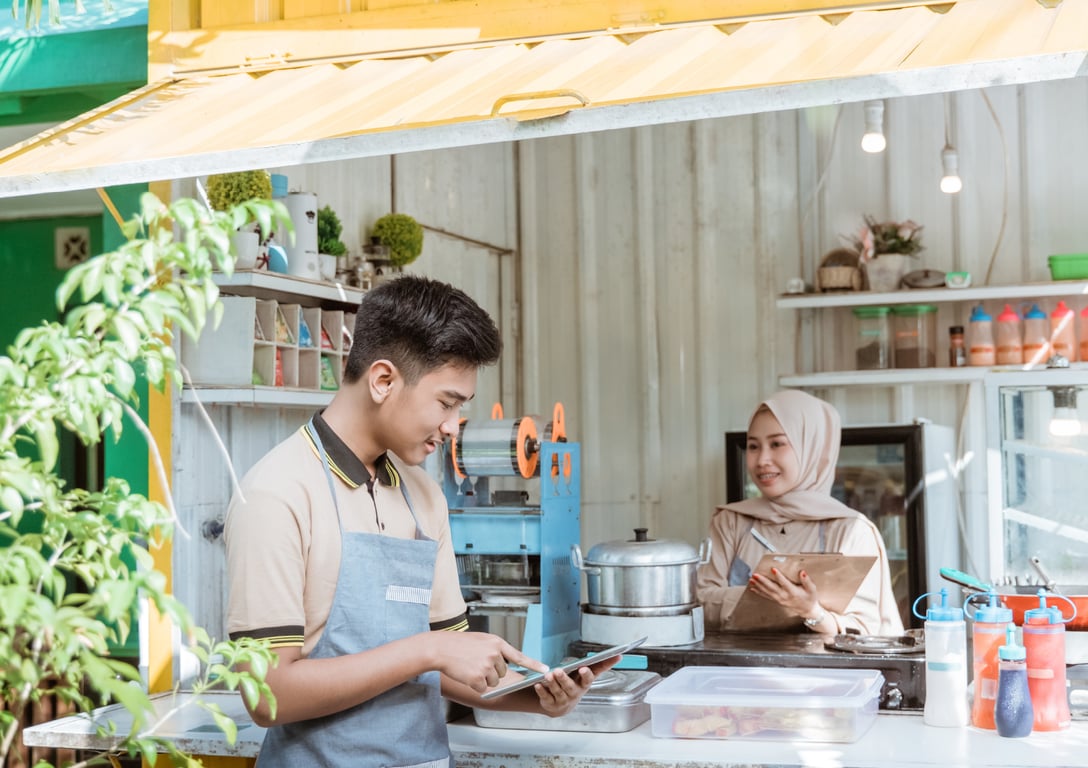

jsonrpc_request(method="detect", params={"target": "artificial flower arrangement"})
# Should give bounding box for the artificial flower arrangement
[849,215,924,262]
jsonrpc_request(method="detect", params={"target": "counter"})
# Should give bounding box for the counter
[23,692,1088,768]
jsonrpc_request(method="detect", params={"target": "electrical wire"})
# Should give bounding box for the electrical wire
[980,91,1009,286]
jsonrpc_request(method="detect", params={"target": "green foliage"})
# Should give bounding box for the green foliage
[317,205,347,258]
[0,192,287,766]
[371,213,423,268]
[206,171,273,213]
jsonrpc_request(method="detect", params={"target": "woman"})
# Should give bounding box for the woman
[696,390,903,636]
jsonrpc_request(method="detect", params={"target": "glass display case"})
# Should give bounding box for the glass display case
[985,368,1088,587]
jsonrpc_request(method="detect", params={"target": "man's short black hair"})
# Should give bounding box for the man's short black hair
[343,275,502,385]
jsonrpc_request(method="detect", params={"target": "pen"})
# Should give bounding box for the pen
[750,528,778,553]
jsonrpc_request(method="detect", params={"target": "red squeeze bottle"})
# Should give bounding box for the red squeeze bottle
[964,592,1013,730]
[1021,591,1076,731]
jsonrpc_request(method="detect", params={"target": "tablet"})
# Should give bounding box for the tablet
[479,636,648,700]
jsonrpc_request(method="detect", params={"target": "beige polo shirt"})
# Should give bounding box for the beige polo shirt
[225,413,467,654]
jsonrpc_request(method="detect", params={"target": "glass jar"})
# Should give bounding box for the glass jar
[853,306,891,370]
[892,304,937,368]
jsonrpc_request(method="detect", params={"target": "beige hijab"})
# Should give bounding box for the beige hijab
[720,390,859,525]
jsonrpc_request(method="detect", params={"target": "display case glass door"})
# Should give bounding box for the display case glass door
[985,369,1088,587]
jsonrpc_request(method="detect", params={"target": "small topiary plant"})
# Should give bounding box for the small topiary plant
[206,170,273,212]
[371,213,423,268]
[317,205,348,257]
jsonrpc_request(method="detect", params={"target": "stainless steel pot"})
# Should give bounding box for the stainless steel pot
[571,528,711,612]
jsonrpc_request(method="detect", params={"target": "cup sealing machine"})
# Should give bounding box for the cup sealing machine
[441,403,581,665]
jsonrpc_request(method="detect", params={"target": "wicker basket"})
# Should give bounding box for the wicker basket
[817,265,862,292]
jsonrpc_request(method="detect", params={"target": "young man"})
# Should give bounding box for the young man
[225,275,611,766]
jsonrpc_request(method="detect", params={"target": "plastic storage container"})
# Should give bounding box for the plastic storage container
[853,306,891,370]
[892,304,937,368]
[645,666,883,743]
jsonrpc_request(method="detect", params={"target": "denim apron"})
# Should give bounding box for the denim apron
[727,519,827,586]
[256,420,451,768]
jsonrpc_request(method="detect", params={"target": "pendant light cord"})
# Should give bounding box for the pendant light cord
[980,90,1009,286]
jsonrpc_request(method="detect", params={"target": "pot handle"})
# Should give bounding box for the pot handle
[698,537,713,566]
[570,544,600,575]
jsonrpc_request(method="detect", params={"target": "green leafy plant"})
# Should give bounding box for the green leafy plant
[317,205,347,257]
[371,213,424,268]
[847,215,924,262]
[206,171,273,213]
[0,192,287,766]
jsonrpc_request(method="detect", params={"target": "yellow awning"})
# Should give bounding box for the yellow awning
[2,0,1086,197]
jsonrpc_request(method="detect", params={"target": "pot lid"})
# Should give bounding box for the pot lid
[585,528,699,566]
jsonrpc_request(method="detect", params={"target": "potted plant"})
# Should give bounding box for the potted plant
[206,170,274,269]
[370,212,424,270]
[0,193,281,766]
[317,204,348,280]
[847,215,924,292]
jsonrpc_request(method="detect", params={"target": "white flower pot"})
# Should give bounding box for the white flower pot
[230,230,259,270]
[865,253,912,292]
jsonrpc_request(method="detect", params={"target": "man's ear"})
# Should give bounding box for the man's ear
[368,360,398,402]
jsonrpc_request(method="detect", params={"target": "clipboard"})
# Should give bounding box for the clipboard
[479,636,647,700]
[722,553,877,632]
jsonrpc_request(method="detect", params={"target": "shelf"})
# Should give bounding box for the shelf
[1000,438,1088,461]
[180,386,335,407]
[776,281,1088,310]
[781,362,1088,388]
[213,270,363,307]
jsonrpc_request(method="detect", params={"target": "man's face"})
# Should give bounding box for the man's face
[381,362,477,466]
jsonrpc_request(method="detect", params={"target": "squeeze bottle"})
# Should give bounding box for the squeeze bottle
[1079,305,1088,363]
[913,588,968,727]
[964,591,1013,730]
[967,304,996,366]
[994,304,1023,365]
[994,623,1033,738]
[1050,300,1076,361]
[1022,590,1076,731]
[1022,303,1050,365]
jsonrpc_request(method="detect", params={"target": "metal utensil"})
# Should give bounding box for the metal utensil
[1030,556,1060,593]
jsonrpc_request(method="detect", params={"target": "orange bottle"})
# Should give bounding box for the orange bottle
[1022,304,1050,365]
[965,592,1013,730]
[995,304,1022,365]
[1050,300,1076,361]
[1079,305,1088,362]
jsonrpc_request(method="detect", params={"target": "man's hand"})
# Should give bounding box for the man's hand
[430,631,547,692]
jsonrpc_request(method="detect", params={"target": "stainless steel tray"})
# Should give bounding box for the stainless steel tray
[472,669,660,732]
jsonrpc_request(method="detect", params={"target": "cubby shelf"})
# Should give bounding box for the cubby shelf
[212,270,363,307]
[180,387,335,407]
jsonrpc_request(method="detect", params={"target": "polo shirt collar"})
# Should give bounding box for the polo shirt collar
[307,411,399,489]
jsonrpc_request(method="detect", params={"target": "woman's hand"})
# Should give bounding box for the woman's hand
[748,568,825,623]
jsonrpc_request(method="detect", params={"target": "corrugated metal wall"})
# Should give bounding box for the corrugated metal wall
[175,78,1088,639]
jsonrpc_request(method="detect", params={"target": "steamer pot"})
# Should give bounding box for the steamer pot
[572,528,711,612]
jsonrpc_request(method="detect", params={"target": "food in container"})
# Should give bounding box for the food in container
[645,666,883,743]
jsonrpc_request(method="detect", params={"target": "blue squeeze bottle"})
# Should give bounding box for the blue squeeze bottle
[994,623,1033,738]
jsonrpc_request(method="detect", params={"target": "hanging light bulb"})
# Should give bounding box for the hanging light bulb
[861,100,886,154]
[1049,385,1080,437]
[940,146,963,194]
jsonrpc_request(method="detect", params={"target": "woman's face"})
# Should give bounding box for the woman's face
[746,409,801,499]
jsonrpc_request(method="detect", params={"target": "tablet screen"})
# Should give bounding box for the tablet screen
[479,636,648,700]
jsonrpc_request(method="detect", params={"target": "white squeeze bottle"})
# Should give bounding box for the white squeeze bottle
[913,588,968,727]
[1022,303,1050,366]
[967,304,996,366]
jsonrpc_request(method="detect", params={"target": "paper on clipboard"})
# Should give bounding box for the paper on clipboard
[722,553,877,632]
